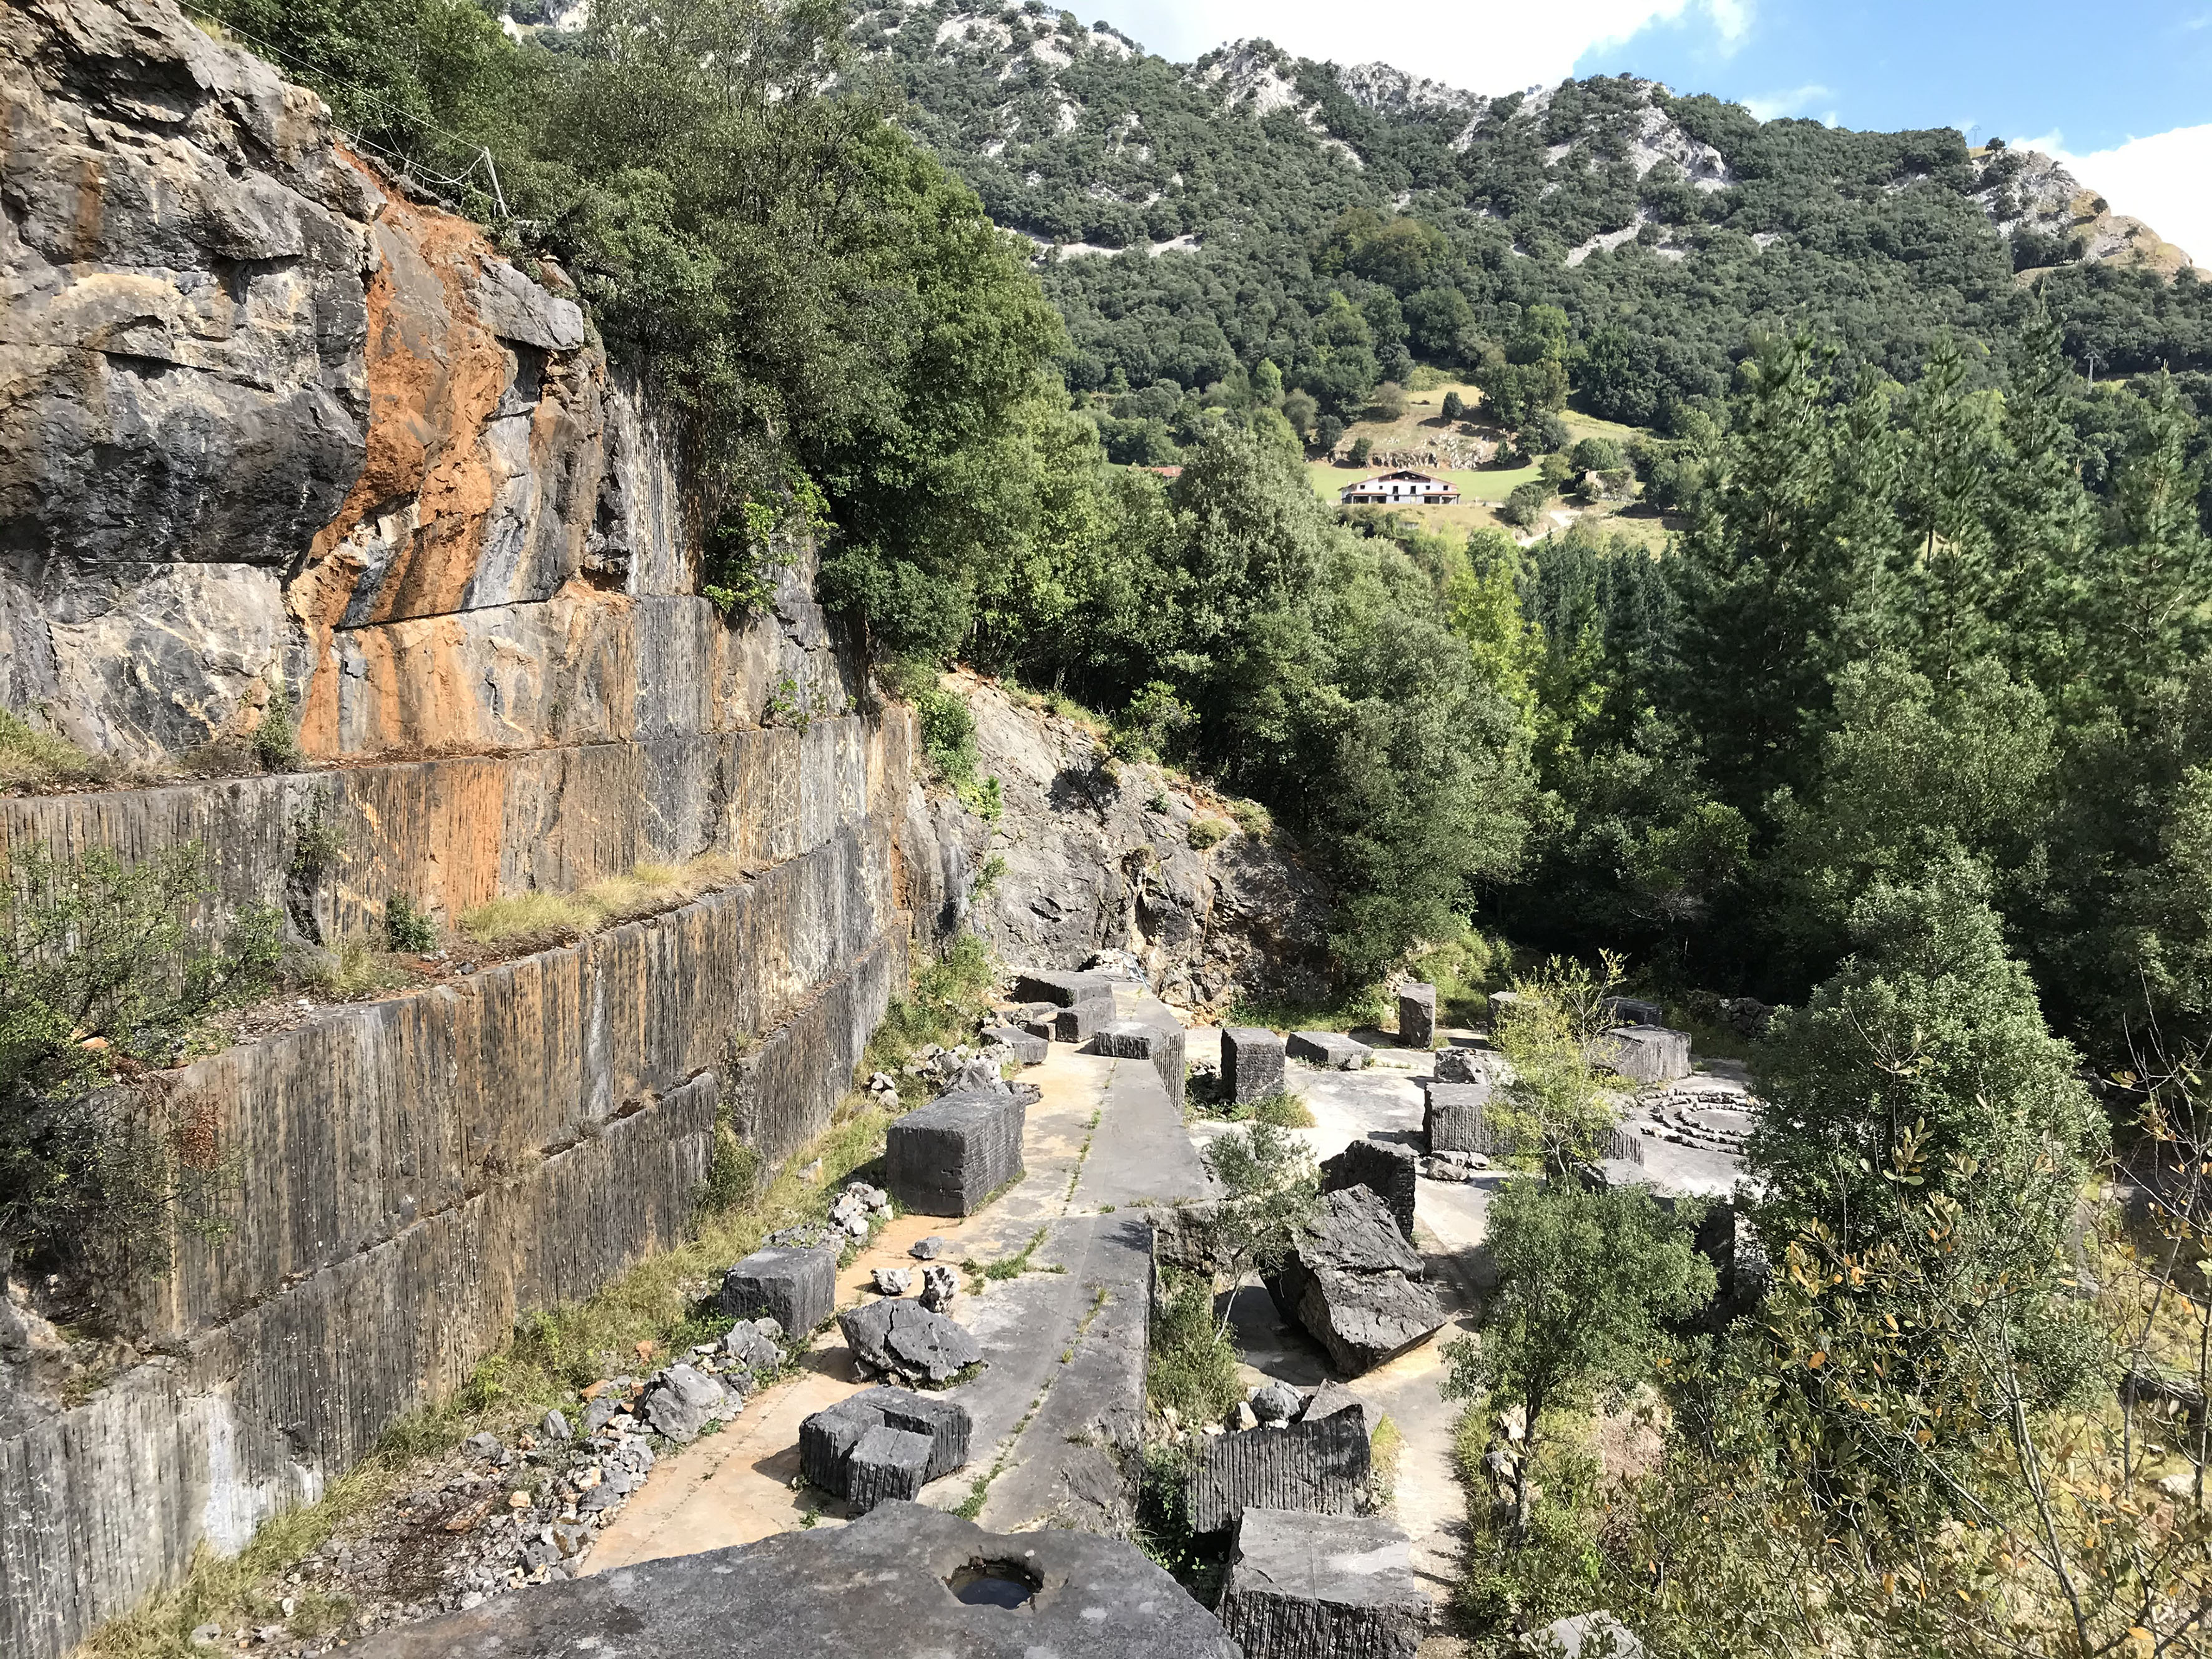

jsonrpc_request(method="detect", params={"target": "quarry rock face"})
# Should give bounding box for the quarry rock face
[344,1501,1240,1658]
[908,676,1334,1014]
[0,2,906,1652]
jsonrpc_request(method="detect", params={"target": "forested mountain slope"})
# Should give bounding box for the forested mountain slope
[865,4,2210,423]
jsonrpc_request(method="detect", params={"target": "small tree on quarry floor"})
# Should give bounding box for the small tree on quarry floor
[1446,1177,1715,1537]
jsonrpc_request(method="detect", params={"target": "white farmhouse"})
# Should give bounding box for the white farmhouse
[1338,468,1460,506]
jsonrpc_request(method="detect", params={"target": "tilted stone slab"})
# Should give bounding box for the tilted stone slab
[347,1501,1241,1658]
[887,1089,1026,1216]
[846,1425,933,1513]
[719,1240,840,1336]
[1320,1136,1418,1244]
[1423,1081,1494,1155]
[1184,1391,1371,1536]
[1268,1188,1445,1376]
[1222,1027,1286,1104]
[982,1023,1048,1065]
[1287,1031,1372,1070]
[1012,969,1118,1007]
[1591,1025,1692,1085]
[1397,982,1437,1048]
[839,1299,984,1384]
[1219,1509,1432,1659]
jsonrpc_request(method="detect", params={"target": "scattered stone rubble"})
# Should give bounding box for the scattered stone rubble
[1219,1508,1432,1659]
[1267,1188,1445,1375]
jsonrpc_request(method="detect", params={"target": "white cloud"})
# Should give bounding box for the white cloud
[1086,1,1752,95]
[2032,124,2212,269]
[1744,84,1831,121]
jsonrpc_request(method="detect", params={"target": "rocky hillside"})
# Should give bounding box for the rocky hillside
[852,4,2208,404]
[905,675,1332,1014]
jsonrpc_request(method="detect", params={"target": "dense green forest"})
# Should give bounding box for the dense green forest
[187,1,2211,1647]
[869,5,2212,434]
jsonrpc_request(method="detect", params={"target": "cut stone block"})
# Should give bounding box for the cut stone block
[1267,1188,1445,1376]
[1016,1014,1056,1042]
[1397,983,1437,1048]
[1601,995,1665,1028]
[1053,996,1118,1043]
[846,1425,933,1514]
[981,1023,1048,1065]
[719,1240,839,1335]
[799,1386,973,1497]
[1219,1509,1431,1659]
[1287,1031,1372,1070]
[839,1299,983,1384]
[1012,969,1118,1007]
[1094,1020,1170,1059]
[1423,1080,1493,1155]
[1320,1136,1418,1243]
[1591,1025,1692,1085]
[1487,990,1522,1028]
[1222,1027,1286,1104]
[887,1089,1027,1216]
[1183,1393,1371,1536]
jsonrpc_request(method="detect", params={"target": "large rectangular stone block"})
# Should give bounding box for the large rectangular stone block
[1053,996,1118,1043]
[1222,1027,1285,1104]
[1423,1081,1492,1155]
[1487,990,1521,1028]
[1287,1031,1371,1070]
[887,1090,1027,1216]
[1012,969,1117,1007]
[983,1024,1048,1065]
[1094,1020,1170,1060]
[719,1241,840,1335]
[799,1386,973,1497]
[1601,995,1665,1028]
[846,1426,933,1513]
[1184,1396,1370,1537]
[1220,1510,1431,1659]
[1320,1137,1418,1243]
[1591,1025,1692,1084]
[1397,983,1437,1048]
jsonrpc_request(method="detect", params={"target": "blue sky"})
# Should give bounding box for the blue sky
[1089,0,2212,261]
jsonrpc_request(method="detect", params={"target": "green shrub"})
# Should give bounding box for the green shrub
[0,707,97,790]
[1111,682,1194,763]
[252,680,301,771]
[1147,1266,1241,1427]
[915,686,979,786]
[1186,816,1231,852]
[0,843,282,1304]
[384,894,439,953]
[1225,799,1272,838]
[1500,479,1550,527]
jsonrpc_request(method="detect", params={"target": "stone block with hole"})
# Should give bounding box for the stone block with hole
[887,1089,1027,1216]
[718,1240,838,1335]
[1219,1509,1430,1659]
